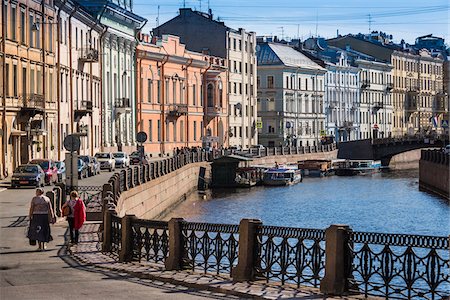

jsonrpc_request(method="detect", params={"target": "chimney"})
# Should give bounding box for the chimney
[208,8,213,19]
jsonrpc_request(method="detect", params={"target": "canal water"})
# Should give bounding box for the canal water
[167,170,450,236]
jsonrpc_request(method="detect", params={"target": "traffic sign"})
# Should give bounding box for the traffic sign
[63,134,81,152]
[320,130,326,136]
[256,121,263,129]
[136,131,148,143]
[373,124,379,129]
[441,120,449,128]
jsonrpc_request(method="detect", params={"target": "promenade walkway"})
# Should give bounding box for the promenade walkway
[72,223,370,300]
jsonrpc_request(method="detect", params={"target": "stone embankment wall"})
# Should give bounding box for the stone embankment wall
[116,162,210,219]
[252,150,338,165]
[419,150,449,200]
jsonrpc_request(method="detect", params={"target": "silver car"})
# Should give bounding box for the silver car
[113,152,130,168]
[95,152,115,172]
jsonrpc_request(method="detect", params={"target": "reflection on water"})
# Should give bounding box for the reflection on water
[167,170,450,236]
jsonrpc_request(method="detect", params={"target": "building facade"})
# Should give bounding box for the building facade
[1,0,57,177]
[136,34,228,156]
[56,0,103,158]
[328,34,447,137]
[76,0,146,153]
[153,8,257,149]
[256,42,326,147]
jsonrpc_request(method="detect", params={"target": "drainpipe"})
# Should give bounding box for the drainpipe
[88,20,100,156]
[137,55,142,131]
[184,58,193,147]
[68,6,78,134]
[1,0,7,177]
[99,27,107,151]
[201,61,212,145]
[159,55,169,155]
[41,0,47,159]
[56,1,64,160]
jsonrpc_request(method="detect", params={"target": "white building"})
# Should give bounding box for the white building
[257,42,327,147]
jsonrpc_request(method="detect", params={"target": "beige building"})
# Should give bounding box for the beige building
[1,0,57,177]
[56,0,103,158]
[328,34,447,137]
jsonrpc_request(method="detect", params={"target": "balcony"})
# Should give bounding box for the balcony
[115,98,131,115]
[373,102,383,111]
[361,80,370,89]
[74,100,93,121]
[167,104,188,118]
[386,83,393,92]
[341,121,354,129]
[206,106,221,116]
[407,86,420,94]
[79,48,99,63]
[21,93,45,115]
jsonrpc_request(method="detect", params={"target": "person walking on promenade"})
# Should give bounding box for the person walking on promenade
[27,188,55,251]
[62,191,86,245]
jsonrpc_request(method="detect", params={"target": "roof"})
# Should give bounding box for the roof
[257,43,325,70]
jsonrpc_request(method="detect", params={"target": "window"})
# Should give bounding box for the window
[75,27,78,49]
[233,38,236,50]
[37,70,42,94]
[35,16,40,48]
[148,120,152,142]
[180,121,184,142]
[267,76,274,89]
[13,65,17,97]
[147,79,152,102]
[157,80,161,103]
[29,13,34,47]
[30,68,35,93]
[5,64,9,96]
[238,40,242,51]
[11,5,17,41]
[173,120,177,142]
[20,9,26,44]
[207,84,214,107]
[165,80,169,104]
[22,67,27,96]
[267,97,275,111]
[48,19,53,51]
[193,121,197,141]
[157,120,161,141]
[192,84,196,106]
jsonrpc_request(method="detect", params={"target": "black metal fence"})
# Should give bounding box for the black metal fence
[348,231,450,299]
[181,221,240,275]
[254,225,326,288]
[104,214,449,300]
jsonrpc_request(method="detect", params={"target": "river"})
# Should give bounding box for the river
[167,170,450,236]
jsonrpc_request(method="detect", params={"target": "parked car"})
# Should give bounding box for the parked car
[443,144,450,155]
[80,155,96,177]
[95,152,115,171]
[92,157,101,174]
[78,158,88,179]
[11,164,45,188]
[55,161,66,182]
[29,159,58,185]
[130,151,150,165]
[253,144,265,150]
[113,152,130,168]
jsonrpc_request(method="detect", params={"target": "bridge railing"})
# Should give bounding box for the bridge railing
[371,135,448,146]
[102,215,450,299]
[421,149,449,166]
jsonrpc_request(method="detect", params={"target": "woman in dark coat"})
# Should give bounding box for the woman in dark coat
[27,188,54,251]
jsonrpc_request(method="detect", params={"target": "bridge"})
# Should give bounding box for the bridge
[337,136,449,166]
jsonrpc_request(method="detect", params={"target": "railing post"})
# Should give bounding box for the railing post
[165,218,185,270]
[119,214,137,262]
[320,224,352,296]
[52,186,62,217]
[232,218,262,282]
[136,165,142,185]
[45,190,56,216]
[102,210,113,252]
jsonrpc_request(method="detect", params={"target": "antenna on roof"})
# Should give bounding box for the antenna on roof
[315,11,318,37]
[208,0,210,11]
[199,0,202,12]
[183,0,186,8]
[368,14,372,33]
[156,5,160,27]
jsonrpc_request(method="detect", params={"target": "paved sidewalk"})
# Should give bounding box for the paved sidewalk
[72,223,371,300]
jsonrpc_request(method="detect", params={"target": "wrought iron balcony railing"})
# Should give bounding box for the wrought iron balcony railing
[22,93,45,110]
[115,98,131,115]
[74,100,93,120]
[373,101,383,110]
[167,104,188,117]
[79,48,99,62]
[206,106,221,116]
[361,80,370,89]
[385,83,393,91]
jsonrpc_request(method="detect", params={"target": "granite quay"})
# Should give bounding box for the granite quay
[419,149,450,200]
[60,144,448,300]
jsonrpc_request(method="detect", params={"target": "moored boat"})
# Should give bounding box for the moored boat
[332,160,381,176]
[263,168,302,186]
[298,159,332,177]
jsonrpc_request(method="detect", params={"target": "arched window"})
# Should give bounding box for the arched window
[207,83,214,107]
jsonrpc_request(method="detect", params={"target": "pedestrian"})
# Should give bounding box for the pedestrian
[62,191,86,245]
[27,188,55,251]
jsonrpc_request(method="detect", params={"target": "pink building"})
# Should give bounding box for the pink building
[136,35,228,156]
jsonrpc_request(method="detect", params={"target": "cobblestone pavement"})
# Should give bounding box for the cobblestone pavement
[71,223,374,300]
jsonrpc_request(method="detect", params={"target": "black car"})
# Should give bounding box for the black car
[79,155,96,177]
[11,164,45,188]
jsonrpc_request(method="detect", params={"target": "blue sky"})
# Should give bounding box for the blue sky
[134,0,449,45]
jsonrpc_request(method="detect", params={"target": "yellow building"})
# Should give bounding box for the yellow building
[1,0,57,178]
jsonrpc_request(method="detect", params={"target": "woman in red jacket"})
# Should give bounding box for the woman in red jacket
[62,191,86,244]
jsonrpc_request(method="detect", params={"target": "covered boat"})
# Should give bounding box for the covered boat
[332,160,381,176]
[263,168,302,186]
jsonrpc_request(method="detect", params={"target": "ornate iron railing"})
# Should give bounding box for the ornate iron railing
[131,219,169,264]
[181,222,240,275]
[110,214,122,256]
[77,185,103,213]
[119,171,126,192]
[254,225,326,288]
[348,231,450,299]
[133,167,139,186]
[127,168,132,187]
